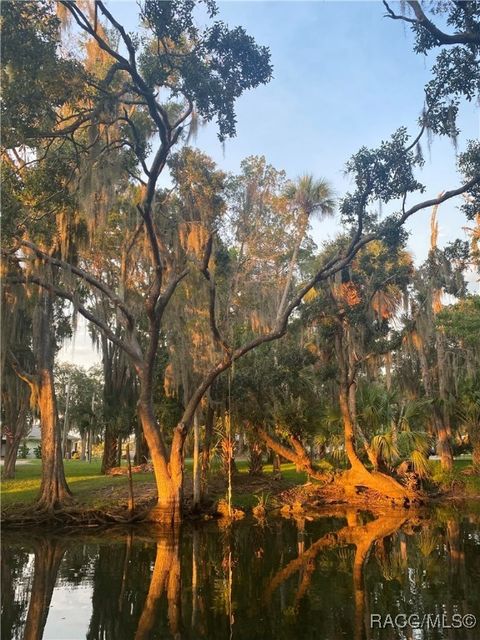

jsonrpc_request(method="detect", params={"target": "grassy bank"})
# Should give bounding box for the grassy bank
[431,458,480,497]
[1,459,306,513]
[2,458,478,518]
[1,459,151,510]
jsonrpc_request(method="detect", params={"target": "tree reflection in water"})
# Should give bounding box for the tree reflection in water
[24,538,67,640]
[135,533,181,640]
[266,511,407,640]
[1,509,480,640]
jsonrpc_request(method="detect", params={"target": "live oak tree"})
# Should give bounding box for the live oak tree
[1,1,92,507]
[2,167,78,509]
[1,127,86,506]
[3,1,479,520]
[383,1,480,139]
[233,330,328,479]
[255,236,421,498]
[2,0,274,523]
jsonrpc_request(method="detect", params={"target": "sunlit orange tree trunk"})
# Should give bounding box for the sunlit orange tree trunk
[10,287,72,510]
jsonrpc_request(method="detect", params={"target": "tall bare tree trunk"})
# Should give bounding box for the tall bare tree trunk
[201,403,214,499]
[11,289,72,509]
[101,425,117,474]
[336,330,410,501]
[192,412,201,510]
[435,331,454,471]
[80,431,87,461]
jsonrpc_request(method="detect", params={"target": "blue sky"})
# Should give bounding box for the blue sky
[110,1,479,261]
[59,1,479,366]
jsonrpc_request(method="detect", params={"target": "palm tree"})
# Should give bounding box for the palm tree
[277,175,335,318]
[284,174,336,221]
[357,382,432,478]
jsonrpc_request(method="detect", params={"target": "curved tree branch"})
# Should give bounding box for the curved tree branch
[7,276,143,365]
[19,240,136,331]
[383,1,480,46]
[178,175,480,436]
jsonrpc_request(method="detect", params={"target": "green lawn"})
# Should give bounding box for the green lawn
[3,457,476,514]
[431,458,480,496]
[1,458,306,511]
[1,459,153,510]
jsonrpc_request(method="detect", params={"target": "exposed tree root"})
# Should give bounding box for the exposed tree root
[1,504,148,529]
[278,471,425,512]
[338,466,416,504]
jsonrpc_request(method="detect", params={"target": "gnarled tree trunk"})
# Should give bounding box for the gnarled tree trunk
[336,331,411,502]
[35,290,71,509]
[338,386,410,501]
[11,289,71,509]
[201,402,215,499]
[35,367,71,509]
[256,426,327,481]
[137,387,184,524]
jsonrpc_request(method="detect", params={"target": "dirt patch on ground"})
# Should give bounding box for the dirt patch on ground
[86,471,293,510]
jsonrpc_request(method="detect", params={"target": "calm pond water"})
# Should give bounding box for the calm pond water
[2,506,480,640]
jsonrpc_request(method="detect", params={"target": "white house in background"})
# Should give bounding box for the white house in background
[0,423,80,459]
[0,425,43,459]
[19,424,40,457]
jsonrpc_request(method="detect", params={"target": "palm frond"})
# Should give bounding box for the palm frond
[370,433,399,463]
[409,449,431,479]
